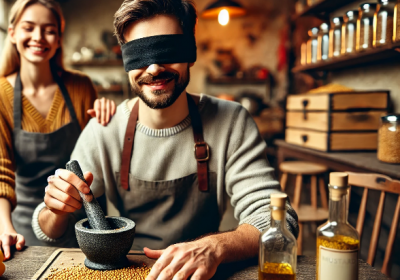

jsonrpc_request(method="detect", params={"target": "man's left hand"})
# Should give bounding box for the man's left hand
[144,239,221,280]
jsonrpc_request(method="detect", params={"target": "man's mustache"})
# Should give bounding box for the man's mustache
[137,71,179,84]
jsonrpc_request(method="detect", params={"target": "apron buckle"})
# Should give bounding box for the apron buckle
[194,142,210,162]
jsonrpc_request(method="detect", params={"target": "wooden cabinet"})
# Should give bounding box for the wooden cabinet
[285,91,389,151]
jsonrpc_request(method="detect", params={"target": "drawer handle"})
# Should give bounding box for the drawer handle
[302,99,309,120]
[346,114,371,122]
[301,135,308,143]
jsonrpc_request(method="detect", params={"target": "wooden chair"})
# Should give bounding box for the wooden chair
[347,172,400,277]
[279,161,329,255]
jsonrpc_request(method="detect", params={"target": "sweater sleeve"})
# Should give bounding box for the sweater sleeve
[225,106,299,238]
[0,90,16,210]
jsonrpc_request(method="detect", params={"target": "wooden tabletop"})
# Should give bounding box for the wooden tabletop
[274,140,400,180]
[2,246,388,280]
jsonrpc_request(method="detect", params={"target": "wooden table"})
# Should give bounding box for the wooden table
[275,140,400,179]
[2,246,388,279]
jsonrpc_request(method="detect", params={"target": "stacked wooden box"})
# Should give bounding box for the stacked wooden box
[285,91,390,152]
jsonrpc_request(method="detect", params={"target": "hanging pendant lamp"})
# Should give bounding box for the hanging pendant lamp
[201,0,246,19]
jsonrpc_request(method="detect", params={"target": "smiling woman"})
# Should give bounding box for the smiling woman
[0,0,116,260]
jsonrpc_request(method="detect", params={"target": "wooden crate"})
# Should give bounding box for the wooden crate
[285,91,389,152]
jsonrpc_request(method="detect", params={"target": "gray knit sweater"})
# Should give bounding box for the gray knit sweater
[32,94,298,248]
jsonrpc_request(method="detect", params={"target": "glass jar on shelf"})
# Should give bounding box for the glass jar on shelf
[307,27,319,64]
[374,0,395,47]
[392,0,400,41]
[259,193,297,280]
[357,3,377,51]
[343,10,359,54]
[307,0,320,7]
[301,42,307,65]
[317,22,330,61]
[329,16,343,58]
[378,115,400,163]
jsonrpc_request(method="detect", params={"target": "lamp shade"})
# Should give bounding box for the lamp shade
[201,0,246,18]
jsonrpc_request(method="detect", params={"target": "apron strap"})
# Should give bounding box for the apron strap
[120,100,139,191]
[120,94,209,192]
[13,73,23,130]
[50,67,80,129]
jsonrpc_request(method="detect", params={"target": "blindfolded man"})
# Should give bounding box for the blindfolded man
[33,0,299,279]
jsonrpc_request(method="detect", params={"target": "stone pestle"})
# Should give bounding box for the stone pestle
[66,160,112,230]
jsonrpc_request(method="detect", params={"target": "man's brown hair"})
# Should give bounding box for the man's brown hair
[114,0,197,45]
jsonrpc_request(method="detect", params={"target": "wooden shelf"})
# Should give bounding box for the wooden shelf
[69,59,123,67]
[206,76,268,85]
[293,41,400,73]
[295,0,359,20]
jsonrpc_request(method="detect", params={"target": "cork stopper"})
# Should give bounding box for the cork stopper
[329,172,348,201]
[271,193,287,220]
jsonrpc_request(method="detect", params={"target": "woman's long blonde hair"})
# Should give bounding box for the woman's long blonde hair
[0,0,65,77]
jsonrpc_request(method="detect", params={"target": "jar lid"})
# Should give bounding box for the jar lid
[308,27,319,37]
[359,3,377,11]
[331,16,343,26]
[344,10,359,21]
[319,22,330,32]
[378,0,394,4]
[381,115,400,122]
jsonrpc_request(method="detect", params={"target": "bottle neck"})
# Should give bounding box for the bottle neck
[271,209,287,229]
[328,193,347,224]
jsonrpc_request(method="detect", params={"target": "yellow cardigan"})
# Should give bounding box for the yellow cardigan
[0,70,97,210]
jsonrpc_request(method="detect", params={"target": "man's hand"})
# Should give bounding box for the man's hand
[44,170,94,216]
[87,97,116,126]
[144,238,221,280]
[0,231,24,261]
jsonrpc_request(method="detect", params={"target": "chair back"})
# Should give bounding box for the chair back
[347,172,400,277]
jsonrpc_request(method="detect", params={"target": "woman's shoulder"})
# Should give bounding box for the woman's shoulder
[0,75,15,98]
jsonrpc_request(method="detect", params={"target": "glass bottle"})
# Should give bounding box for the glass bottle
[374,0,395,47]
[316,173,360,280]
[259,193,297,280]
[329,17,343,58]
[343,10,359,54]
[301,42,307,65]
[317,22,330,61]
[307,27,319,64]
[357,3,377,51]
[378,115,400,163]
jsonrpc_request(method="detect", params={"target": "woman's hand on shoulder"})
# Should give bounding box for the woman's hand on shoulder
[87,97,116,126]
[0,230,25,261]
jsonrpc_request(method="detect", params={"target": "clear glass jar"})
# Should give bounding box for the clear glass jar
[307,0,320,6]
[301,41,307,65]
[378,115,400,163]
[329,17,343,58]
[259,193,297,280]
[393,0,400,41]
[307,27,319,63]
[374,0,395,47]
[317,22,330,61]
[343,10,359,54]
[316,173,360,280]
[357,3,377,51]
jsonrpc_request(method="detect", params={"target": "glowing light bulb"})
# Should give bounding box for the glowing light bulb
[218,9,229,26]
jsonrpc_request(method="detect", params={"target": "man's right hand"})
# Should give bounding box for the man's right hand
[0,231,24,261]
[44,169,94,215]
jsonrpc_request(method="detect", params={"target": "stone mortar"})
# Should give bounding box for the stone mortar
[75,216,136,270]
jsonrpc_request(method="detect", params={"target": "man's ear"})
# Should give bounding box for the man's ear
[8,26,16,44]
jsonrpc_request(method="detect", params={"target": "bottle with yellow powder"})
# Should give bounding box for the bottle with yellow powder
[259,193,297,280]
[316,172,360,280]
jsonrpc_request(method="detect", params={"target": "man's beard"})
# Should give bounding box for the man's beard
[131,67,190,109]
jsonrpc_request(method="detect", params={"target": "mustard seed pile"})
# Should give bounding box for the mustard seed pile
[44,264,151,280]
